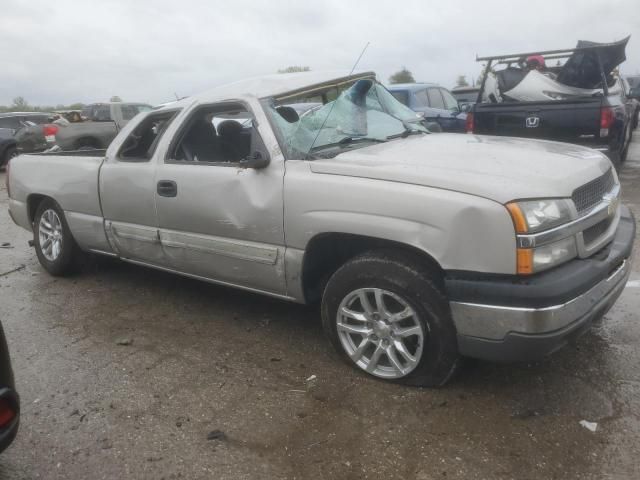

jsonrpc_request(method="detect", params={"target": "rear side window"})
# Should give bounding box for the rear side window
[390,90,409,106]
[427,89,445,109]
[121,104,152,121]
[26,115,50,124]
[94,105,112,121]
[413,89,429,107]
[0,117,20,129]
[440,89,459,111]
[82,104,112,122]
[118,110,180,162]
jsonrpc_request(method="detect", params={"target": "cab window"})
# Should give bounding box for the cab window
[169,103,263,165]
[118,110,179,162]
[390,90,409,106]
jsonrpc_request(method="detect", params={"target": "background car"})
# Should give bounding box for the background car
[0,320,19,453]
[622,76,639,129]
[387,83,467,132]
[0,112,58,162]
[0,128,18,170]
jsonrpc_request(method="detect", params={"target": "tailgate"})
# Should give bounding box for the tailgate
[473,98,603,144]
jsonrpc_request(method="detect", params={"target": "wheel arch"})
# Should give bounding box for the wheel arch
[300,232,444,304]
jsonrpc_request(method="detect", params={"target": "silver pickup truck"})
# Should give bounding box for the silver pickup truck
[7,71,635,386]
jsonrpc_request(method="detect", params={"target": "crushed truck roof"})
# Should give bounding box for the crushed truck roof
[157,70,376,111]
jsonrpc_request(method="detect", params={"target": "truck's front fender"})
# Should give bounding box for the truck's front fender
[283,161,517,291]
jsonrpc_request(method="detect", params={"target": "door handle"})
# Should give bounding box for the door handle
[157,180,177,197]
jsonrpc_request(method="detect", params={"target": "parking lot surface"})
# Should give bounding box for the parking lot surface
[1,138,639,480]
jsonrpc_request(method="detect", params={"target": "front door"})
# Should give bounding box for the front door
[154,102,287,296]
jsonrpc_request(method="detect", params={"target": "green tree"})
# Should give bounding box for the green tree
[389,67,415,84]
[11,96,30,111]
[455,75,469,87]
[277,66,311,74]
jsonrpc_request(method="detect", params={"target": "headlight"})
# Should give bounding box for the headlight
[518,236,578,274]
[506,199,573,234]
[506,199,577,275]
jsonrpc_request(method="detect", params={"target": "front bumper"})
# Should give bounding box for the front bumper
[446,205,635,363]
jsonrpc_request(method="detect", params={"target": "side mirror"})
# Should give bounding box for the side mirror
[239,151,270,169]
[459,103,471,113]
[629,87,640,99]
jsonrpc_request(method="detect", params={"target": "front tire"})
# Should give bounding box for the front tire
[321,250,460,387]
[33,200,81,276]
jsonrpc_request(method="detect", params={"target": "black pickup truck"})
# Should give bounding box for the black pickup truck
[467,37,633,166]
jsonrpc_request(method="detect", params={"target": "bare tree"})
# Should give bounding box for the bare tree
[455,75,469,87]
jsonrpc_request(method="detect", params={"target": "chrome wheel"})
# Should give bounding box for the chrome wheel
[38,209,64,261]
[336,288,425,379]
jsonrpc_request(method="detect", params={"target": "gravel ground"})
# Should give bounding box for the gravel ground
[0,137,639,479]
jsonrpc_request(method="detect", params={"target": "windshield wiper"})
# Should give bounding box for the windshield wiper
[387,122,427,140]
[337,136,387,146]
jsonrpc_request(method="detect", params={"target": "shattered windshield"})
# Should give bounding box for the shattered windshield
[265,79,427,159]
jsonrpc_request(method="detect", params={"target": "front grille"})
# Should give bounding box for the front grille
[582,217,613,245]
[572,169,615,216]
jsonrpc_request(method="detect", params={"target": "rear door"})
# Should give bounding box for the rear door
[420,88,457,131]
[99,110,179,266]
[439,88,465,132]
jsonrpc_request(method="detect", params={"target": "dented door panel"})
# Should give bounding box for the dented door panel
[154,161,287,295]
[99,160,166,265]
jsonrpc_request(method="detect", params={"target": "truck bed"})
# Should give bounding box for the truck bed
[32,149,107,157]
[8,153,105,237]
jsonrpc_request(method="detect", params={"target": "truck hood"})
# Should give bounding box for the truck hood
[309,133,612,204]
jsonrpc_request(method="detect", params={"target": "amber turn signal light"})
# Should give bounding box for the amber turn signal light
[516,248,533,275]
[506,203,528,234]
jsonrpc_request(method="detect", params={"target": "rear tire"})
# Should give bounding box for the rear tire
[321,250,461,387]
[33,199,82,276]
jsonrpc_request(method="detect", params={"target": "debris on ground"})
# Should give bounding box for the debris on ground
[0,265,25,278]
[579,420,598,432]
[115,337,133,346]
[305,374,317,383]
[0,242,13,248]
[98,438,113,450]
[512,409,542,419]
[206,430,226,441]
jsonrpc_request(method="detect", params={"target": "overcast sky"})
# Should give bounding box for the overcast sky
[1,0,638,106]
